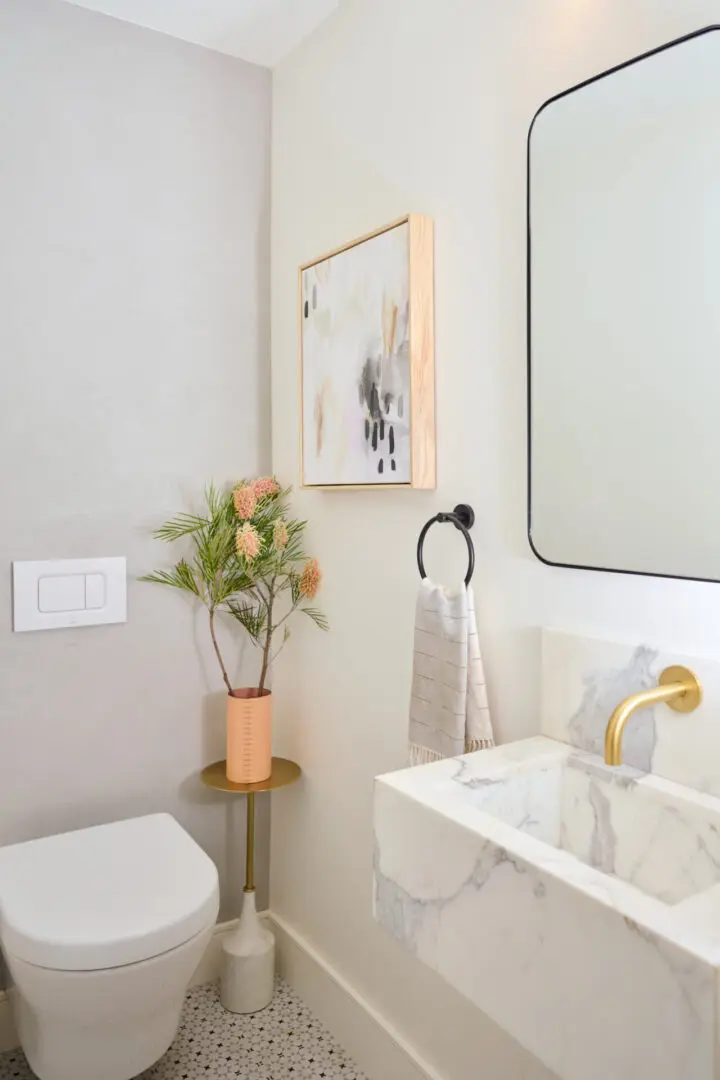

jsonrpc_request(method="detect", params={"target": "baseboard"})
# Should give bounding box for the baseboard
[267,911,442,1080]
[1,914,441,1080]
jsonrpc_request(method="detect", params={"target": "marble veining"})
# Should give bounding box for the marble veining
[542,629,720,796]
[587,781,615,873]
[375,630,720,1079]
[373,847,429,955]
[374,736,720,1080]
[566,644,659,770]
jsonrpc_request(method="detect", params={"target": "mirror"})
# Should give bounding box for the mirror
[528,27,720,583]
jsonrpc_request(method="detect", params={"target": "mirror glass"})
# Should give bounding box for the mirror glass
[529,27,720,582]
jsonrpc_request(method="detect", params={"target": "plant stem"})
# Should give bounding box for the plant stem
[257,587,274,695]
[270,597,301,635]
[268,635,289,668]
[209,607,233,695]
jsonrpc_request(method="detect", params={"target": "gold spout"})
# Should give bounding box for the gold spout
[604,665,702,766]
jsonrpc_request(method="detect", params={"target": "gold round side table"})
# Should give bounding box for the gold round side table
[200,757,301,1014]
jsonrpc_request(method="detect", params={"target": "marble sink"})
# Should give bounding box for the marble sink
[374,736,720,1080]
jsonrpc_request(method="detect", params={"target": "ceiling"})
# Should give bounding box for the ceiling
[61,0,339,67]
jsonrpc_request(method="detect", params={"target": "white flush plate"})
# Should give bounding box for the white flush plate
[12,558,127,632]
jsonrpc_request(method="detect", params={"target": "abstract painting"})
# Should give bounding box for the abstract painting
[300,215,435,489]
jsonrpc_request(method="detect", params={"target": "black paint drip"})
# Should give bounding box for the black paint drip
[359,358,397,472]
[359,358,383,420]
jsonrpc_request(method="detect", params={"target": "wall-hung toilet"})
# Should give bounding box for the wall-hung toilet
[0,813,219,1080]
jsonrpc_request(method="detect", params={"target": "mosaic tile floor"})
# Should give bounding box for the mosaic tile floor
[0,980,367,1080]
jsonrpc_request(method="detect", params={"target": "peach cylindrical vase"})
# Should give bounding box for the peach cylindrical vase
[226,689,272,784]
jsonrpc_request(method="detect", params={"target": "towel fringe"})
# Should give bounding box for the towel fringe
[409,743,445,767]
[465,737,495,753]
[409,739,495,768]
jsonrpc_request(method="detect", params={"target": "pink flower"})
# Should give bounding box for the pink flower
[299,558,322,599]
[253,476,280,498]
[273,520,289,550]
[236,523,261,561]
[233,484,257,520]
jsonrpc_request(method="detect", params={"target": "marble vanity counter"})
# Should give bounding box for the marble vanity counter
[374,736,720,1080]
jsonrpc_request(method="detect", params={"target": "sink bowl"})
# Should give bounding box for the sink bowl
[374,737,720,1080]
[455,745,720,905]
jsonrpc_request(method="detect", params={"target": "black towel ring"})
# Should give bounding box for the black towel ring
[417,504,475,586]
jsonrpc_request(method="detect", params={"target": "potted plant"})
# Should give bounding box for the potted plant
[142,478,326,782]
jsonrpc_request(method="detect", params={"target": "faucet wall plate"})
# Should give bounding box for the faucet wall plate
[605,664,702,765]
[659,666,703,712]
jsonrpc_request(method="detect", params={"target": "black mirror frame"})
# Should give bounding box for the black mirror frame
[526,24,720,585]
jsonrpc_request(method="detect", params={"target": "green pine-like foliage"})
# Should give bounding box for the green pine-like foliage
[141,480,327,695]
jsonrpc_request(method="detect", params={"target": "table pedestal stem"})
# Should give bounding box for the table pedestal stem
[245,792,255,891]
[220,793,275,1014]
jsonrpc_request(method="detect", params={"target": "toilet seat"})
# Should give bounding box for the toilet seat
[0,813,219,971]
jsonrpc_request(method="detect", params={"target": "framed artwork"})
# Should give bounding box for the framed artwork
[299,214,435,489]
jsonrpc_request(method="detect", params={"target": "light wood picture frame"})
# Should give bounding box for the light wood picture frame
[299,214,435,490]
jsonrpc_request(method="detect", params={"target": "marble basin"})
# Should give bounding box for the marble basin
[459,742,720,905]
[374,736,720,1080]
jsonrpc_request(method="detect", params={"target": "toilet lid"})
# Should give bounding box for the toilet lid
[0,813,219,971]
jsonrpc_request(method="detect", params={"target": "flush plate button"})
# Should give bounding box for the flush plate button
[13,558,126,631]
[38,574,86,613]
[84,573,106,610]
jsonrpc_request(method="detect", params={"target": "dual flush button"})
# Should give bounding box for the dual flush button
[12,558,127,631]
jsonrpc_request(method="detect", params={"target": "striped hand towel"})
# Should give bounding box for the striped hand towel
[409,578,494,765]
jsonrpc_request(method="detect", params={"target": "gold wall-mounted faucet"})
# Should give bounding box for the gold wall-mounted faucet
[604,666,702,766]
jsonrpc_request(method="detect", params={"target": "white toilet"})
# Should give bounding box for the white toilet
[0,813,219,1080]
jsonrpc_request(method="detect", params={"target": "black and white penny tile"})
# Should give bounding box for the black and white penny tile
[0,980,367,1080]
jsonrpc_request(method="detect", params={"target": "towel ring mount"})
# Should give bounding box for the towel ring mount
[417,504,475,586]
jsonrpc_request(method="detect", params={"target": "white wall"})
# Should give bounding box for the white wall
[270,2,720,1077]
[0,0,271,948]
